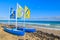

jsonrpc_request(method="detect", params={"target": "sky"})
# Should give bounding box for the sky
[0,0,60,21]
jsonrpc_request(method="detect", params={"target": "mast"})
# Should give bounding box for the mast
[24,6,25,28]
[24,6,30,27]
[8,7,10,25]
[16,3,18,29]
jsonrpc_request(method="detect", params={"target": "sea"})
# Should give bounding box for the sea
[0,20,60,30]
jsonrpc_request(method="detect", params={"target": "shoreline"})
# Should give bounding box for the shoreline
[1,22,60,30]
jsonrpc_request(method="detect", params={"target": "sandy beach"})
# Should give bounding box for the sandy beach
[0,23,60,40]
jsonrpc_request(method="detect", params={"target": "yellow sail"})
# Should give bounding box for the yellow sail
[24,6,30,18]
[17,3,23,18]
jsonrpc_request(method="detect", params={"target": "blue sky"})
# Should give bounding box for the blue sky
[0,0,60,21]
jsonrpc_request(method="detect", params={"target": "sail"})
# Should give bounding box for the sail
[24,6,30,18]
[17,3,24,19]
[10,8,16,19]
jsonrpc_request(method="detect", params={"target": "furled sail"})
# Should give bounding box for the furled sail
[17,3,24,19]
[10,8,16,19]
[24,6,30,18]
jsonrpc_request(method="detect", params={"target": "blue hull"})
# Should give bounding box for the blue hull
[17,27,36,33]
[4,27,25,36]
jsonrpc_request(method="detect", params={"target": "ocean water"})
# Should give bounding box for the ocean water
[0,20,60,30]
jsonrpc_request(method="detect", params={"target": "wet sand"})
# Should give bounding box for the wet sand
[0,24,60,40]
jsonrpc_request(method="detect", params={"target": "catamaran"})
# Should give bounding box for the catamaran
[3,3,25,36]
[18,6,36,33]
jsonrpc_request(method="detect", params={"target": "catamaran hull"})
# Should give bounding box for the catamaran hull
[17,27,36,33]
[4,27,25,36]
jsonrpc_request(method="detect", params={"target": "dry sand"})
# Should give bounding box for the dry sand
[0,24,60,40]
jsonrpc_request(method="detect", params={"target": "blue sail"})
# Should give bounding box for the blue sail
[10,8,16,19]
